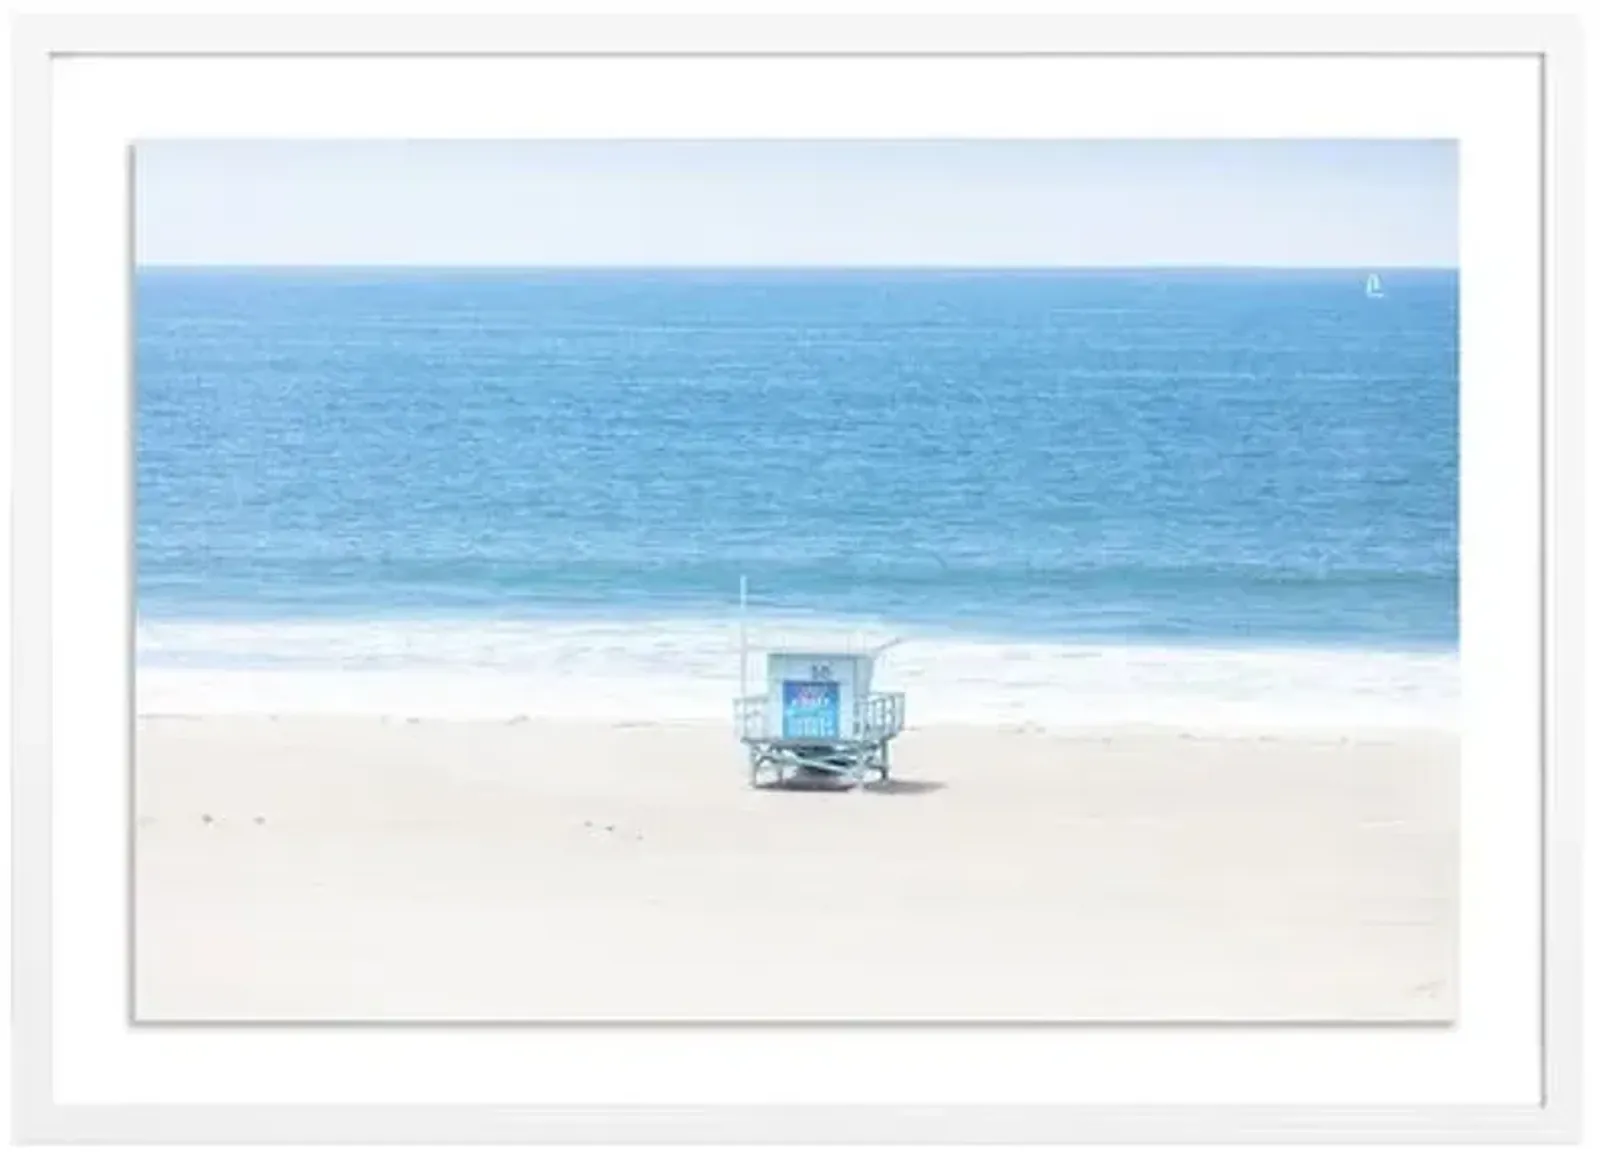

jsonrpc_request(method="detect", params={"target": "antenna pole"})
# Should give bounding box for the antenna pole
[738,574,749,705]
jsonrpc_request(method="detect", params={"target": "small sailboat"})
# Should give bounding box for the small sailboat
[1365,273,1385,299]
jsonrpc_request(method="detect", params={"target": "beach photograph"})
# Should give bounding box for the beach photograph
[132,140,1459,1022]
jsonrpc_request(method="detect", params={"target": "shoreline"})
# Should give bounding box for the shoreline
[134,614,1461,659]
[135,711,1456,742]
[133,630,1460,730]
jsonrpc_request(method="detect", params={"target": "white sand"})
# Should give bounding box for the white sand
[134,717,1456,1022]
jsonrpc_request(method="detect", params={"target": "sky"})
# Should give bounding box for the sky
[134,139,1457,268]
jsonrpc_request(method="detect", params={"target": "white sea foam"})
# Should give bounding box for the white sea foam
[135,617,1459,731]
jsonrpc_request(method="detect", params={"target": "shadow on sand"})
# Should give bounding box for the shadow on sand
[755,776,947,795]
[860,778,946,796]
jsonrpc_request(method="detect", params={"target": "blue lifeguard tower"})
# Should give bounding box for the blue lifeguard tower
[731,580,907,789]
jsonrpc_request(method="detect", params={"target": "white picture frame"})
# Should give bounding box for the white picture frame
[9,12,1584,1145]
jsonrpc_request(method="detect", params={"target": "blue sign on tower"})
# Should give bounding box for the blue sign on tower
[781,680,840,739]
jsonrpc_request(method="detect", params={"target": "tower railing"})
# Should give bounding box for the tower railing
[734,691,905,744]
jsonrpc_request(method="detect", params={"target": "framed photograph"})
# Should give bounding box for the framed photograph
[10,12,1584,1145]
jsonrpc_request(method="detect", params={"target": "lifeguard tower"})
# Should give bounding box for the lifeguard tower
[731,580,907,789]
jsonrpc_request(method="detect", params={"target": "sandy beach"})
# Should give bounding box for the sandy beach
[133,716,1457,1022]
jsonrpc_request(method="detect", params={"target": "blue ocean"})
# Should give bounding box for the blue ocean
[135,268,1459,726]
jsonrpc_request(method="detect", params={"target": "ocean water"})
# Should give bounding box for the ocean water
[135,268,1459,726]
